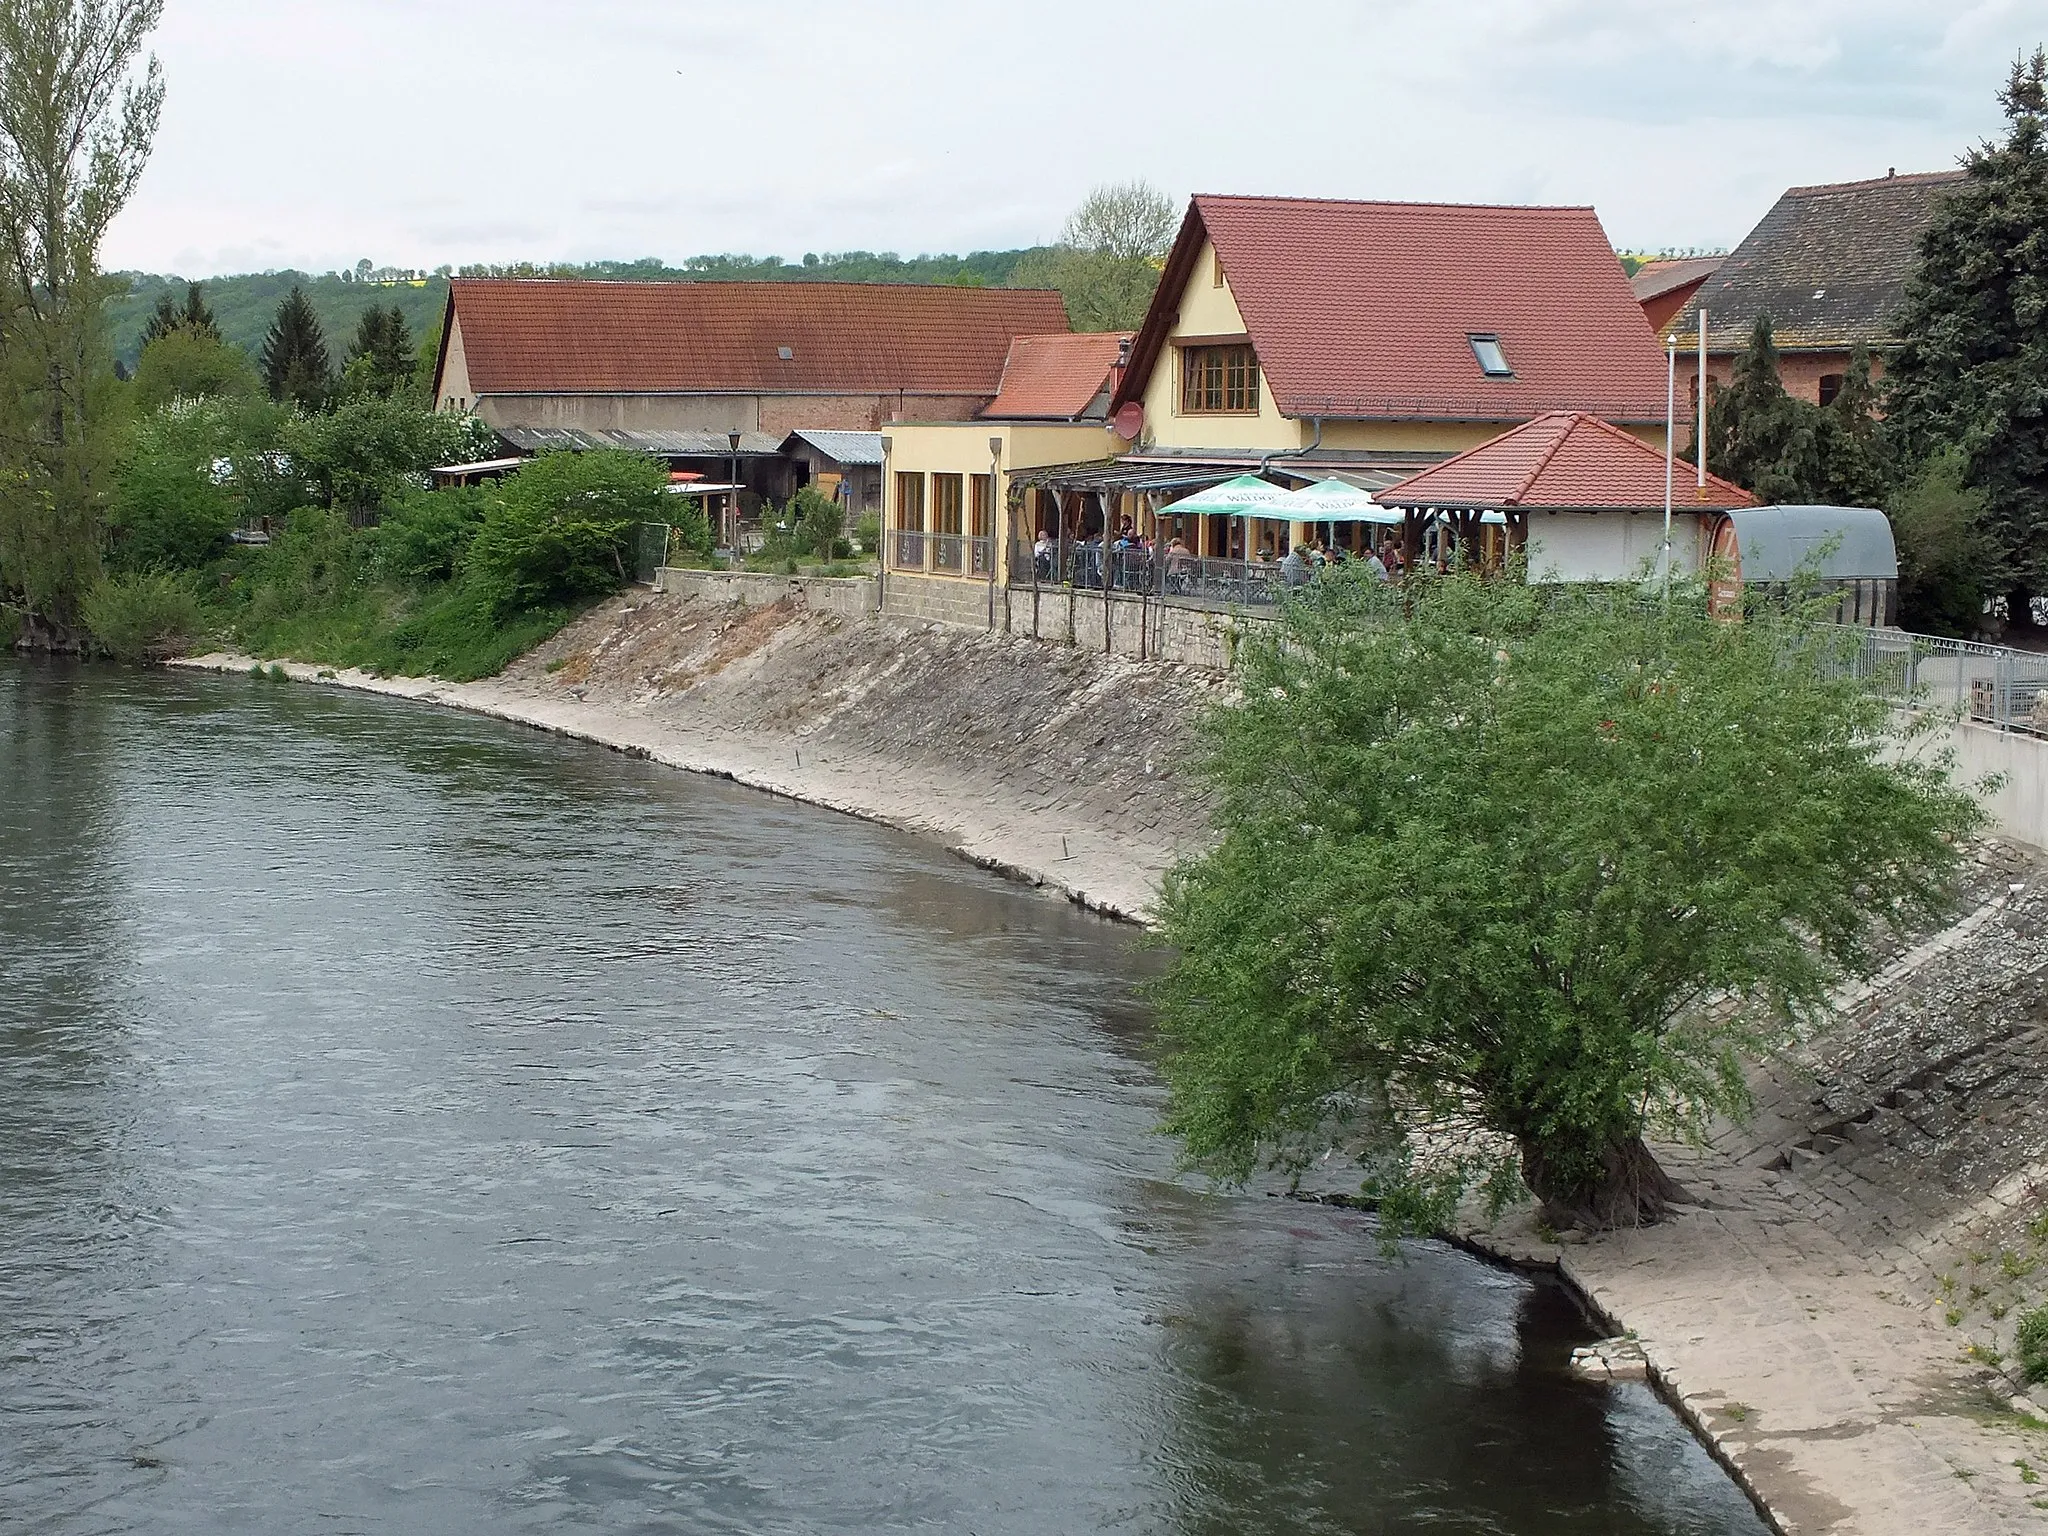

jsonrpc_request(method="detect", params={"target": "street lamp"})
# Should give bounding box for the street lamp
[727,430,743,563]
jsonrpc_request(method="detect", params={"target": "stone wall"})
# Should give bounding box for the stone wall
[654,567,877,623]
[1933,719,2048,853]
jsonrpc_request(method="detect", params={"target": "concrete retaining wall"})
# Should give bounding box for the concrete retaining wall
[654,567,877,621]
[1936,719,2048,852]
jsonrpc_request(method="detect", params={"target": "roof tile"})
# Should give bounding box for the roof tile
[1118,196,1669,423]
[1385,412,1756,512]
[448,279,1070,397]
[1669,171,1963,350]
[983,332,1129,420]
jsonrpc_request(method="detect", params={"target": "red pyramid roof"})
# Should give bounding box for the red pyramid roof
[1384,412,1757,512]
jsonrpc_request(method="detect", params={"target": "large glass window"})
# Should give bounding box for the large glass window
[1181,345,1260,413]
[895,472,925,532]
[969,474,995,538]
[932,474,964,536]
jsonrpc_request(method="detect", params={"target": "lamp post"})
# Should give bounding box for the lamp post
[987,434,1003,629]
[727,429,743,564]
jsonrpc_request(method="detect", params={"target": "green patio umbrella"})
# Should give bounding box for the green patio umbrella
[1160,474,1295,516]
[1270,477,1402,524]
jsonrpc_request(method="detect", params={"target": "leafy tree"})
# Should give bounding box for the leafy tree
[464,449,666,616]
[111,394,298,566]
[258,285,331,409]
[370,483,492,585]
[1008,178,1176,332]
[131,327,258,411]
[1063,178,1177,263]
[1889,449,1995,636]
[0,0,165,642]
[283,394,471,514]
[107,451,235,571]
[1885,48,2048,630]
[1154,569,1982,1233]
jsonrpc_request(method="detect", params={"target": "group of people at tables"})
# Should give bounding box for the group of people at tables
[1029,517,1421,594]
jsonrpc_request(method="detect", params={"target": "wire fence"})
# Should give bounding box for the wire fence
[633,523,673,586]
[1822,624,2048,733]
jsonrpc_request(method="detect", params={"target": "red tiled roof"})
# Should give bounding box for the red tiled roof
[982,332,1129,420]
[1629,257,1724,305]
[445,279,1071,397]
[1115,196,1670,423]
[1384,412,1757,511]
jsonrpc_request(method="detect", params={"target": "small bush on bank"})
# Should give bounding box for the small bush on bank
[790,486,844,557]
[465,449,665,617]
[2020,1304,2048,1383]
[853,512,880,553]
[371,484,492,585]
[84,570,208,661]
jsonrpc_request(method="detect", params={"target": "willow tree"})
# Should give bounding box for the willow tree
[1154,570,1983,1232]
[0,0,163,644]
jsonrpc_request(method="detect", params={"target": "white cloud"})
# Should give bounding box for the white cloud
[100,0,2047,276]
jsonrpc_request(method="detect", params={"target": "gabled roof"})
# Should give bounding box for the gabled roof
[983,332,1130,420]
[442,279,1070,397]
[1669,171,1963,351]
[1114,195,1670,423]
[1383,412,1756,512]
[1630,257,1723,305]
[781,429,884,466]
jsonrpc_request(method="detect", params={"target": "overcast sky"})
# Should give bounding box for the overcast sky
[103,0,2047,278]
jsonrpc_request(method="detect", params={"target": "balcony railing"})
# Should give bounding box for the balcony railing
[932,533,965,572]
[892,530,927,570]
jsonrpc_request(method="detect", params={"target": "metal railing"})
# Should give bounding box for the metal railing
[1824,624,2048,734]
[891,530,927,570]
[968,536,996,577]
[931,533,966,572]
[1010,539,1316,608]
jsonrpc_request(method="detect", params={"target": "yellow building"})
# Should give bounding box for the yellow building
[1021,194,1674,569]
[880,333,1128,626]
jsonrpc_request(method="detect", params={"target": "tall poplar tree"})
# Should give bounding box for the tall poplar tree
[259,285,330,410]
[0,0,165,642]
[1886,49,2048,628]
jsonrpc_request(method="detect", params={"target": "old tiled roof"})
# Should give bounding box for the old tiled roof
[983,332,1130,419]
[1384,412,1756,512]
[1630,257,1724,305]
[1669,172,1964,351]
[445,279,1070,396]
[1115,195,1670,423]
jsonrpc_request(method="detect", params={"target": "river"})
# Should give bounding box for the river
[0,661,1769,1535]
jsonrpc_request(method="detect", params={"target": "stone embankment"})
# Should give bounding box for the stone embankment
[177,583,2048,1536]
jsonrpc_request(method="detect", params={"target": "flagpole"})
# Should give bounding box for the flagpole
[1664,334,1676,604]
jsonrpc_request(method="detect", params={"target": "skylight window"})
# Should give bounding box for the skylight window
[1468,334,1513,378]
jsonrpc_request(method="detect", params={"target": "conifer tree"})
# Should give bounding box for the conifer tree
[343,305,415,397]
[1697,315,1826,504]
[374,304,413,391]
[1817,347,1889,508]
[139,289,179,346]
[1886,48,2048,628]
[259,285,330,410]
[180,280,217,341]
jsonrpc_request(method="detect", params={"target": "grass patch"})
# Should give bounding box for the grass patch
[228,580,581,682]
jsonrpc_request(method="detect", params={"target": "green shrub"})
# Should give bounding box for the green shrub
[669,501,715,562]
[2020,1304,2048,1383]
[853,511,880,553]
[283,395,483,516]
[465,450,666,617]
[108,455,238,572]
[790,486,844,557]
[371,485,492,585]
[83,571,208,661]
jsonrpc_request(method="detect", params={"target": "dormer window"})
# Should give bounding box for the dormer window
[1468,334,1513,378]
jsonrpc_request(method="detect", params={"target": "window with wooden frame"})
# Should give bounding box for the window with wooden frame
[1211,249,1225,288]
[932,473,964,536]
[1181,344,1260,414]
[969,474,995,538]
[894,471,925,532]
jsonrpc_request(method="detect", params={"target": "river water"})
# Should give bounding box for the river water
[0,662,1769,1536]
